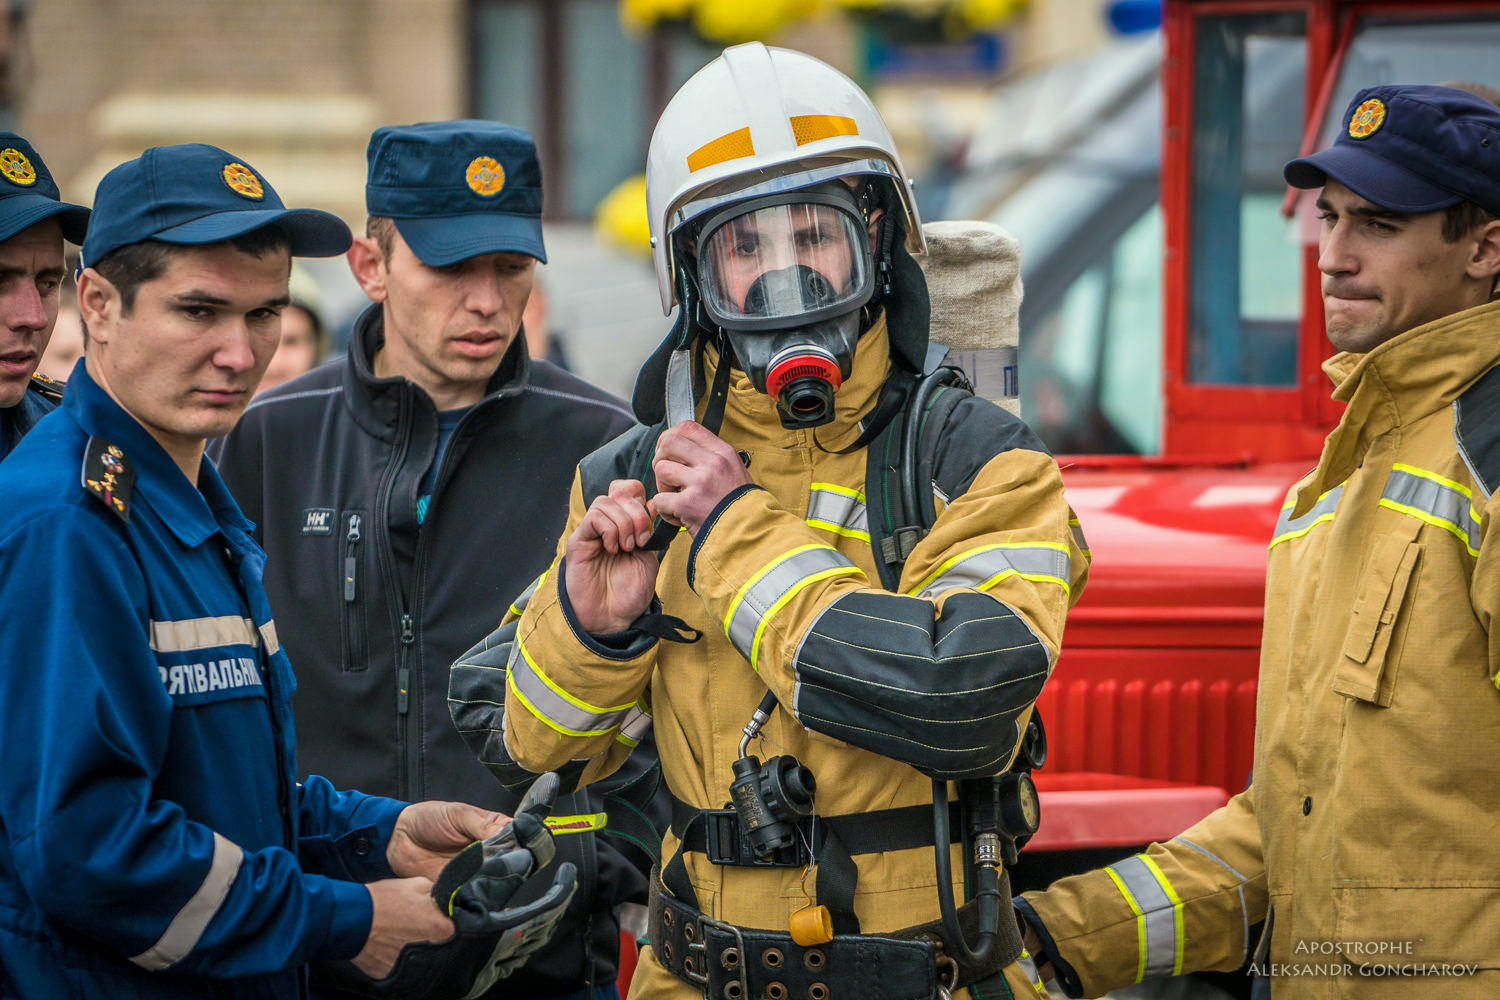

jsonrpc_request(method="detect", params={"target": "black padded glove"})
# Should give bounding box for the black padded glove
[316,773,578,1000]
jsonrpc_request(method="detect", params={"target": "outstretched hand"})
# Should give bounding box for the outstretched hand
[564,478,661,634]
[388,801,509,882]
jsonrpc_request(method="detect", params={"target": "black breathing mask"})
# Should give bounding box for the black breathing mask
[693,184,876,429]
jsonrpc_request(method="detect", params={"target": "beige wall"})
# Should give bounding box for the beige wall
[14,0,469,226]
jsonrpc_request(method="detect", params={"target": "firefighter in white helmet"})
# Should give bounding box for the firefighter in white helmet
[450,42,1089,1000]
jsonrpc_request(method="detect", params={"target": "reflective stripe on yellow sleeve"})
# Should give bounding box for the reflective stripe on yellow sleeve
[909,541,1072,598]
[507,636,636,738]
[129,832,243,970]
[1105,854,1185,983]
[724,544,861,671]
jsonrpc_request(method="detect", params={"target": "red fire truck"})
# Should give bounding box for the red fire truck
[983,0,1500,892]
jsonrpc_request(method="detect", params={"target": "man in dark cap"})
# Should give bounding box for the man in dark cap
[1014,85,1500,999]
[213,121,657,1000]
[0,132,89,461]
[0,143,575,999]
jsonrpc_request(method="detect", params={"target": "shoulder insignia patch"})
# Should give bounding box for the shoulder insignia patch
[29,371,63,403]
[81,437,135,522]
[1457,364,1500,499]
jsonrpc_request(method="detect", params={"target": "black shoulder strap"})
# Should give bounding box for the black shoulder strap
[865,367,973,590]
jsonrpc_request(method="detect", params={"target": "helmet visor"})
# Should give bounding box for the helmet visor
[697,200,871,331]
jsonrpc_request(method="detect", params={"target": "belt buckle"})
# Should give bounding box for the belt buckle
[688,914,749,998]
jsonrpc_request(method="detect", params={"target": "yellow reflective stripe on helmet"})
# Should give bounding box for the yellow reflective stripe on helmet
[1379,464,1481,556]
[909,542,1071,598]
[545,813,607,835]
[1105,855,1183,982]
[724,544,860,669]
[687,126,755,173]
[807,483,870,541]
[790,114,858,146]
[508,569,549,620]
[507,637,635,738]
[1269,484,1344,549]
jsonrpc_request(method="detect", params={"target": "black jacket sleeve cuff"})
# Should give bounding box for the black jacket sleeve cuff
[1014,896,1086,998]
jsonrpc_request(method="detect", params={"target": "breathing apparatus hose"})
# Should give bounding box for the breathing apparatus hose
[900,366,966,531]
[931,779,1002,966]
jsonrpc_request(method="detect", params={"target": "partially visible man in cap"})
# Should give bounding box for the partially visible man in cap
[1013,85,1500,998]
[0,132,89,462]
[213,121,657,1000]
[0,143,576,999]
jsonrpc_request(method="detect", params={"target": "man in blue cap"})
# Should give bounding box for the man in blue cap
[0,132,89,461]
[213,122,658,1000]
[1013,85,1500,998]
[0,143,578,999]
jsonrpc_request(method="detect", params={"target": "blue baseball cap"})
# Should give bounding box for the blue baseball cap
[0,133,89,244]
[1285,85,1500,217]
[365,120,546,266]
[80,143,352,270]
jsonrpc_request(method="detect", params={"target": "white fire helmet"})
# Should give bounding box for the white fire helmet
[645,41,924,316]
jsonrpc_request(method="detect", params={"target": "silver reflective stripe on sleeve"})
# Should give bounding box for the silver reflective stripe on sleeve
[1105,855,1184,982]
[910,542,1071,598]
[806,484,869,542]
[507,636,636,738]
[130,832,243,970]
[1270,484,1344,548]
[616,702,653,747]
[148,616,260,653]
[1380,463,1481,556]
[723,544,861,671]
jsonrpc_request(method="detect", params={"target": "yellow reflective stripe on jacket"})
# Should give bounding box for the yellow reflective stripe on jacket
[507,636,636,738]
[806,482,870,541]
[545,813,607,834]
[724,544,860,671]
[909,541,1071,598]
[129,832,243,969]
[615,701,653,747]
[509,570,549,619]
[1069,517,1091,558]
[1104,854,1184,982]
[1269,484,1344,548]
[148,615,260,653]
[1379,463,1481,556]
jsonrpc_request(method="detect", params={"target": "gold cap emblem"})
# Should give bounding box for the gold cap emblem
[465,156,506,198]
[1348,98,1387,140]
[222,162,265,200]
[0,148,37,186]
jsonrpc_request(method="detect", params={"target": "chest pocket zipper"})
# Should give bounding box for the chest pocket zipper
[343,511,369,672]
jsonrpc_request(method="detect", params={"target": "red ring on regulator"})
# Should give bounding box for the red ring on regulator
[766,353,843,398]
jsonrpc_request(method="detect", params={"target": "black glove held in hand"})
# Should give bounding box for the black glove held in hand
[316,773,579,1000]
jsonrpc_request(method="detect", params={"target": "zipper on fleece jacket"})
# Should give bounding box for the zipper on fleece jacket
[342,512,368,672]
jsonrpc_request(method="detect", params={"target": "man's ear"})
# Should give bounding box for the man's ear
[76,268,118,346]
[347,235,390,303]
[1469,218,1500,281]
[865,206,886,246]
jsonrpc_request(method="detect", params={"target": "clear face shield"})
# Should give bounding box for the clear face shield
[688,186,876,428]
[696,196,872,332]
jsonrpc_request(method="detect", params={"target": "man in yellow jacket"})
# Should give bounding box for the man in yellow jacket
[449,43,1088,1000]
[1016,84,1500,999]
